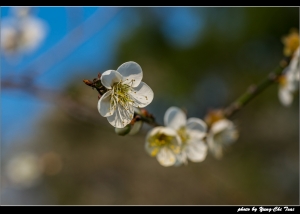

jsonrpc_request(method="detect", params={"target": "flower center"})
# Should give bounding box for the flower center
[147,131,181,156]
[177,126,190,144]
[148,132,174,147]
[110,80,134,114]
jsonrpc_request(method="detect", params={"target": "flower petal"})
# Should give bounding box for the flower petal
[117,61,143,87]
[186,118,207,140]
[101,70,122,89]
[174,152,188,166]
[156,147,176,167]
[97,91,113,117]
[210,119,231,135]
[207,133,223,160]
[185,140,208,162]
[129,82,154,108]
[279,87,293,106]
[207,119,238,159]
[106,104,134,128]
[164,106,187,130]
[290,47,299,73]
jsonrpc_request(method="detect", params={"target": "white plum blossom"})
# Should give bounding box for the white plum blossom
[278,47,299,106]
[207,119,238,159]
[0,7,47,56]
[164,106,208,166]
[145,126,181,167]
[97,61,154,128]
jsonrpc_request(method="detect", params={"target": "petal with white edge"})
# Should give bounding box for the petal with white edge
[129,82,154,108]
[101,70,122,89]
[207,133,223,159]
[157,147,176,167]
[286,71,298,91]
[97,91,113,117]
[164,106,187,130]
[117,61,143,87]
[279,88,293,106]
[186,118,207,140]
[186,140,208,162]
[290,47,299,73]
[174,152,187,166]
[210,119,231,135]
[106,104,134,128]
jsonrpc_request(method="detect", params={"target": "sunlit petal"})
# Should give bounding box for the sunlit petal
[164,106,187,130]
[101,70,122,89]
[186,140,207,162]
[207,133,223,159]
[279,87,293,106]
[106,104,134,128]
[97,91,113,117]
[186,118,207,140]
[117,61,143,87]
[210,119,231,135]
[157,147,176,167]
[129,82,154,108]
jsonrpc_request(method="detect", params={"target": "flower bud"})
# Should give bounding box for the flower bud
[115,124,131,136]
[128,120,143,135]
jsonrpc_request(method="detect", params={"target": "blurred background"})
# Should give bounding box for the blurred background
[0,7,299,205]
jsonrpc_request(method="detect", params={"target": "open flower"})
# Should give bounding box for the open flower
[164,107,208,165]
[145,126,181,167]
[97,61,154,128]
[207,119,238,159]
[278,47,299,106]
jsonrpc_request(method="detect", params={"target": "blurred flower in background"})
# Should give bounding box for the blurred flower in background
[0,6,47,58]
[278,46,299,106]
[5,152,42,189]
[164,106,208,166]
[206,119,239,159]
[205,109,239,159]
[282,28,299,57]
[145,126,181,167]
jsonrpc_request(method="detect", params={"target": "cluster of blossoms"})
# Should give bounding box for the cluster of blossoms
[94,42,298,166]
[0,7,47,57]
[145,107,238,166]
[278,30,299,107]
[95,61,238,167]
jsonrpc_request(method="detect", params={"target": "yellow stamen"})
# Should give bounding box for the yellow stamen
[282,29,299,57]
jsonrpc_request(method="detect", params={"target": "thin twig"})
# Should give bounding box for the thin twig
[223,57,290,118]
